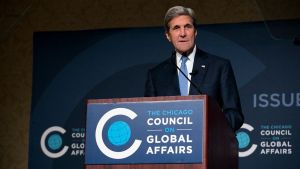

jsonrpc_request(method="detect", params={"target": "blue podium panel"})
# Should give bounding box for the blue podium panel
[85,99,204,164]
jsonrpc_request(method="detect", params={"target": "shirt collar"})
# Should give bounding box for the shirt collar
[176,45,196,64]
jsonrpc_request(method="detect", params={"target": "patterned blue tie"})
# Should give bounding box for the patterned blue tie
[179,56,189,96]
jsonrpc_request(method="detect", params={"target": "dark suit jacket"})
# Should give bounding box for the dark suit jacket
[144,48,244,131]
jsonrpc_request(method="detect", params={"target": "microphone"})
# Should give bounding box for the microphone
[171,59,202,95]
[190,70,198,76]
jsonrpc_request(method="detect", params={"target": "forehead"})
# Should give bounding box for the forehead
[168,15,193,27]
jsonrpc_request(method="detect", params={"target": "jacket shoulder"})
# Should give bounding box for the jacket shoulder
[148,57,174,74]
[197,49,229,63]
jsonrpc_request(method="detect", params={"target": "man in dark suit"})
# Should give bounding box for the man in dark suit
[144,6,244,132]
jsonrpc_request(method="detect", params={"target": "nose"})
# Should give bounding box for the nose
[179,27,186,37]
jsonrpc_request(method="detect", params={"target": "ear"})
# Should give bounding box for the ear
[165,31,171,42]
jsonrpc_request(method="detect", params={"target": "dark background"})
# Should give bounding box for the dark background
[30,21,300,169]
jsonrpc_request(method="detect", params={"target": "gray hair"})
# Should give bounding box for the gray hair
[164,6,197,31]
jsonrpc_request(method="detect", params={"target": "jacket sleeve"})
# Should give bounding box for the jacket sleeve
[144,70,156,97]
[220,61,244,132]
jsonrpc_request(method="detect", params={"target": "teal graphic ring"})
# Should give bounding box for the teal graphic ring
[47,134,63,150]
[236,131,250,149]
[108,121,131,146]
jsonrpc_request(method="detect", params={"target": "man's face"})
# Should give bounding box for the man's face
[166,15,197,54]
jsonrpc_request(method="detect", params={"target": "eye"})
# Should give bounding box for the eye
[185,24,194,29]
[172,25,180,30]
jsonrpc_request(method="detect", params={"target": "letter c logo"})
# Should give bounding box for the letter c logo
[95,108,142,159]
[238,123,258,157]
[40,126,69,158]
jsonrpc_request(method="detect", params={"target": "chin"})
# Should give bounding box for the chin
[177,47,193,54]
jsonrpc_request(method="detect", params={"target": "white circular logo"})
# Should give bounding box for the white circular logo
[237,123,258,157]
[95,108,142,159]
[40,126,69,158]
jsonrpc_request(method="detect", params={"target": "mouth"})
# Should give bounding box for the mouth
[178,40,189,43]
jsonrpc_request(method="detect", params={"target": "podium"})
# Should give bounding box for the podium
[85,95,238,169]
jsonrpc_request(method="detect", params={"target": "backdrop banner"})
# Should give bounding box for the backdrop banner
[29,20,300,169]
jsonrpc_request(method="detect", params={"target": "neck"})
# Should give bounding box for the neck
[176,45,195,56]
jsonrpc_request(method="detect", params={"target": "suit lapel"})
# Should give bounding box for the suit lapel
[167,52,181,95]
[190,49,209,95]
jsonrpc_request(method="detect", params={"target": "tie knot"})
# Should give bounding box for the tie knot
[181,56,188,63]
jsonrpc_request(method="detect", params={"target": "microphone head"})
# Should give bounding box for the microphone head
[190,70,198,75]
